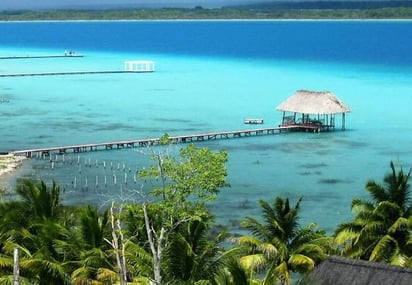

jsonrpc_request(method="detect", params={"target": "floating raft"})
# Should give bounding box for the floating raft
[244,118,264,124]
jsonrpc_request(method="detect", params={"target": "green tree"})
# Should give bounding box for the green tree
[136,135,229,284]
[235,197,330,285]
[123,204,164,284]
[335,161,412,267]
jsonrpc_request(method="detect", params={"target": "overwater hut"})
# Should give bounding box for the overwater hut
[276,90,350,131]
[305,256,412,285]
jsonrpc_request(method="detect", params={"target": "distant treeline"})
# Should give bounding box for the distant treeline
[1,4,412,20]
[228,0,412,10]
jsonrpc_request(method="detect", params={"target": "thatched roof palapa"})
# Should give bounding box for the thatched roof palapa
[306,256,412,285]
[276,90,351,115]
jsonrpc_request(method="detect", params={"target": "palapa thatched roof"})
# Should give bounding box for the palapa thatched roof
[305,256,412,285]
[276,90,351,115]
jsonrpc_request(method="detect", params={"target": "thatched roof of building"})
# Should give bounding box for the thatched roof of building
[276,90,351,115]
[306,256,412,285]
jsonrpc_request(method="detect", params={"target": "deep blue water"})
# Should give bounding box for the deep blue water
[2,21,412,65]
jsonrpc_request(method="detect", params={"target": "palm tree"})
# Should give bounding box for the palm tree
[67,205,121,285]
[0,179,63,244]
[335,161,412,266]
[214,255,260,285]
[16,179,62,219]
[164,215,228,284]
[0,179,75,284]
[123,203,229,284]
[235,197,330,285]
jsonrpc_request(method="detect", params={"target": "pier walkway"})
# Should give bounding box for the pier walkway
[10,124,324,158]
[0,57,154,77]
[11,127,284,158]
[0,55,83,60]
[0,70,149,77]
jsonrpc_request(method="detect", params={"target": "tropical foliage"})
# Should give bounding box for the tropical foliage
[1,155,411,284]
[0,140,229,285]
[135,136,229,284]
[0,179,72,285]
[233,197,331,285]
[335,161,412,267]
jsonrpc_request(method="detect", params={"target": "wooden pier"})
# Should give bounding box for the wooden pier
[0,55,83,60]
[0,70,152,77]
[0,57,154,77]
[11,127,282,158]
[9,122,331,158]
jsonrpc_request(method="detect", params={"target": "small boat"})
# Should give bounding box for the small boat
[244,118,264,124]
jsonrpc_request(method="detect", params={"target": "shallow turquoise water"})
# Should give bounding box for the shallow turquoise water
[1,31,412,235]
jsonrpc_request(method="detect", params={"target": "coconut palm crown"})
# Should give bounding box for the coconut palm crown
[335,161,412,267]
[235,196,330,285]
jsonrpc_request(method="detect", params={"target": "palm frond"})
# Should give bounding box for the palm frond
[78,205,110,250]
[294,243,325,258]
[264,260,291,285]
[368,161,412,212]
[236,236,264,248]
[0,256,13,269]
[125,241,153,276]
[241,216,273,241]
[238,236,277,258]
[370,234,397,262]
[71,266,103,285]
[214,256,252,285]
[2,241,33,258]
[365,180,388,203]
[334,226,361,245]
[373,201,402,221]
[77,248,112,269]
[238,196,330,283]
[362,220,385,239]
[291,223,327,247]
[351,198,374,213]
[21,258,70,284]
[96,267,119,283]
[388,216,409,235]
[0,275,33,285]
[53,238,82,261]
[125,240,153,266]
[239,253,267,272]
[288,253,315,271]
[388,253,409,267]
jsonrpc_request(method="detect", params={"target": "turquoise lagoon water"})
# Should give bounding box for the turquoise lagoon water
[1,21,412,234]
